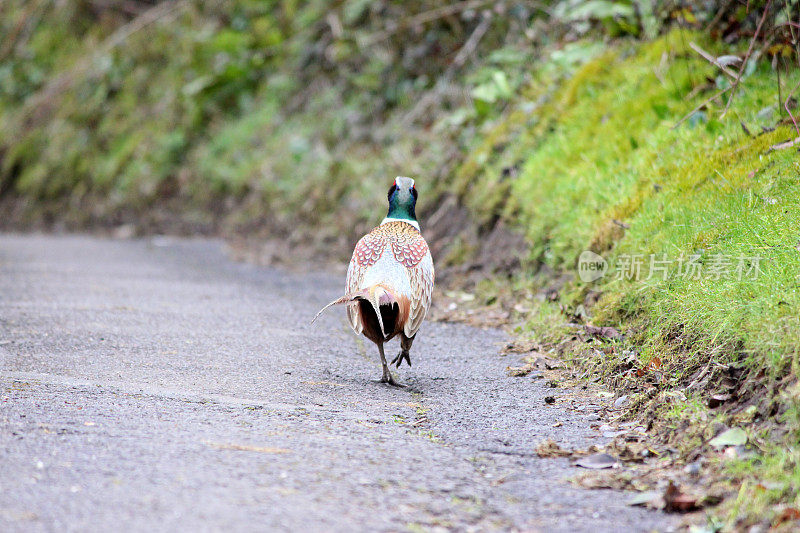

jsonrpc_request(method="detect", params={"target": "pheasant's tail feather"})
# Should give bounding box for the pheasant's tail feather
[310,294,357,325]
[368,287,387,338]
[310,285,398,336]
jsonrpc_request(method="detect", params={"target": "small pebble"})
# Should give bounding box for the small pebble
[684,461,701,476]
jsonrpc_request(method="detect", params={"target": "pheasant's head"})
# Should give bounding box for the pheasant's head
[386,176,418,222]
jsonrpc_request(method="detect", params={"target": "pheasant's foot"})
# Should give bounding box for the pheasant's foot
[379,372,405,387]
[390,351,411,368]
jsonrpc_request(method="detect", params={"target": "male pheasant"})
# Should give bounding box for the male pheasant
[313,177,435,386]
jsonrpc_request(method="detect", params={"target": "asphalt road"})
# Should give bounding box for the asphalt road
[0,234,677,532]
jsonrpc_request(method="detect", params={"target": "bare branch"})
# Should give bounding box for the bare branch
[399,12,492,128]
[689,41,739,79]
[672,86,733,130]
[20,0,189,124]
[784,78,800,137]
[721,0,773,117]
[362,0,510,46]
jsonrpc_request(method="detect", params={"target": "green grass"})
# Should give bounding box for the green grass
[2,3,800,526]
[468,30,800,527]
[471,30,800,386]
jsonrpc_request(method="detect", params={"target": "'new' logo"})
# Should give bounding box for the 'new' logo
[577,251,608,282]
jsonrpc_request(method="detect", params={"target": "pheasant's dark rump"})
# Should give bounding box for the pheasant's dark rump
[358,299,402,344]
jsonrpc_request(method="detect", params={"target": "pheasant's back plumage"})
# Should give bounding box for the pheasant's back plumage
[346,220,434,339]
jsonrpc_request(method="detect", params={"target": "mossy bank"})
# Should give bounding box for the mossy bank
[2,1,799,528]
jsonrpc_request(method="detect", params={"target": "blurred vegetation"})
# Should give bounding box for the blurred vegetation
[2,0,800,527]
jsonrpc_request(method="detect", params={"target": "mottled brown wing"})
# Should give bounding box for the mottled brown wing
[346,228,386,292]
[389,229,434,338]
[345,228,387,333]
[405,251,434,337]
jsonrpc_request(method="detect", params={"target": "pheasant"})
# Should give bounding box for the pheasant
[313,177,435,386]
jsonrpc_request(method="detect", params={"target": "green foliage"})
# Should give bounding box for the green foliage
[1,3,799,523]
[473,30,798,528]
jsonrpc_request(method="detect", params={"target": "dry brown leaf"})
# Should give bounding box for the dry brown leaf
[572,471,633,490]
[664,481,699,513]
[535,439,572,458]
[774,507,800,526]
[584,325,622,341]
[507,363,535,377]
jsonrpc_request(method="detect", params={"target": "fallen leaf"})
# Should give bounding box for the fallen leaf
[506,363,535,377]
[684,461,701,476]
[628,491,660,507]
[572,471,633,490]
[716,54,742,66]
[575,453,619,469]
[584,325,622,341]
[708,427,747,448]
[723,445,756,460]
[664,481,698,513]
[774,507,800,525]
[543,359,563,370]
[535,439,572,458]
[707,393,732,408]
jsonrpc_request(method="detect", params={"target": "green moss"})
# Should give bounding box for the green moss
[474,30,800,527]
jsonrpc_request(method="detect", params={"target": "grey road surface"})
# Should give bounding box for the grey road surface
[0,234,677,532]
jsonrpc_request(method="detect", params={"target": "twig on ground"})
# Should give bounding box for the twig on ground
[783,78,800,136]
[721,0,773,117]
[689,41,739,79]
[776,21,800,30]
[684,82,715,101]
[672,86,733,130]
[768,137,800,152]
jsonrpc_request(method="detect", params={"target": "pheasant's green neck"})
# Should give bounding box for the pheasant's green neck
[384,177,419,229]
[386,199,417,222]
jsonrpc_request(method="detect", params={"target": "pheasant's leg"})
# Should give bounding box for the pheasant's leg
[391,334,415,368]
[378,342,402,386]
